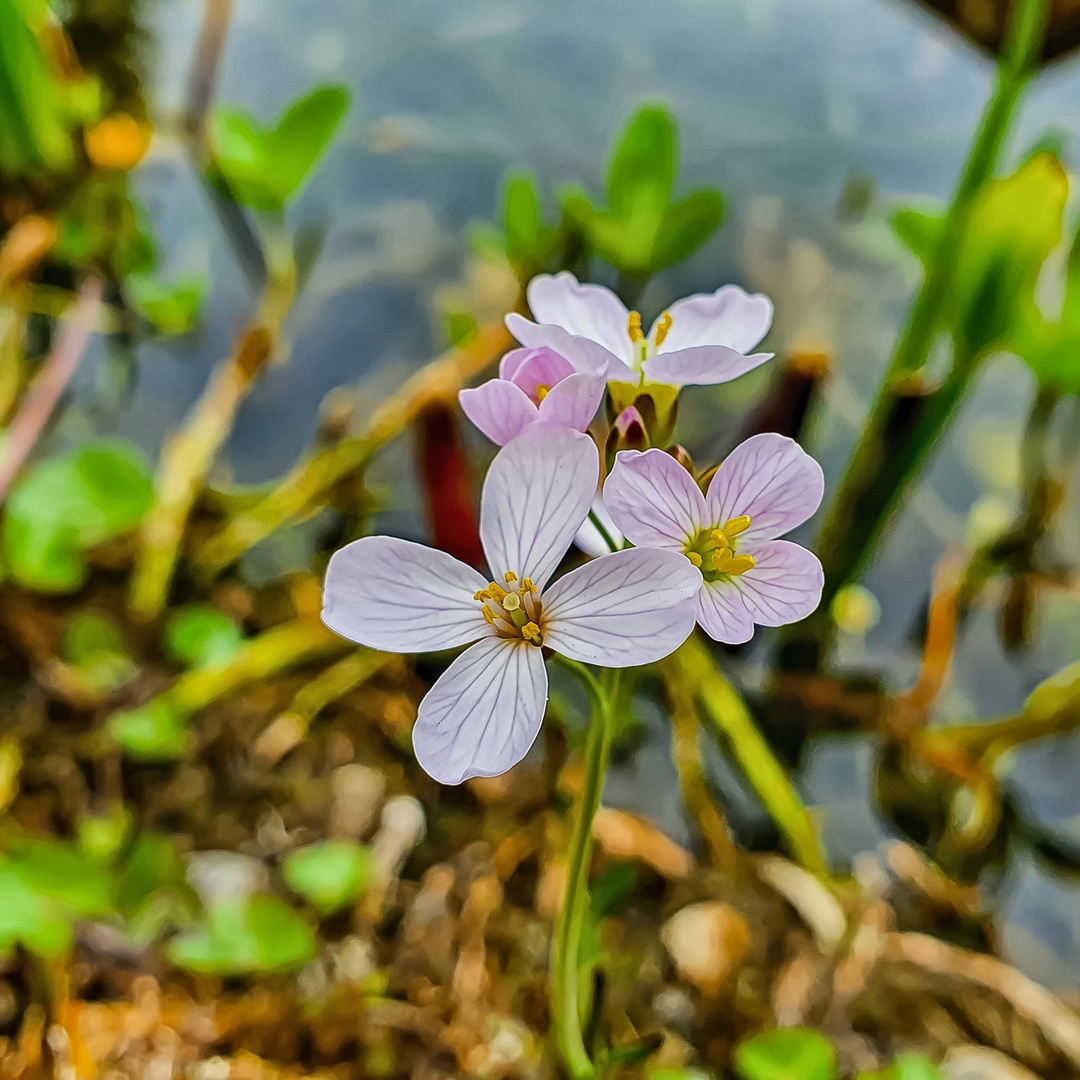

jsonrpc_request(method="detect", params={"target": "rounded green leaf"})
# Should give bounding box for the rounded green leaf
[734,1028,837,1080]
[108,699,189,761]
[282,840,374,914]
[164,604,244,669]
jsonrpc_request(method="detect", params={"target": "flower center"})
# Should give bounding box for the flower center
[684,515,755,583]
[535,383,550,402]
[626,310,673,371]
[475,572,544,646]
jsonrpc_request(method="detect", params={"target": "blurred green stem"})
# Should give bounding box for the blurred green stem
[129,218,295,620]
[551,659,618,1080]
[675,635,829,877]
[798,0,1051,653]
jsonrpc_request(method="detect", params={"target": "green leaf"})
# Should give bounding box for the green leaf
[62,612,138,692]
[0,868,72,958]
[282,840,374,914]
[3,440,153,592]
[4,837,114,916]
[734,1028,837,1080]
[77,804,132,862]
[953,152,1067,358]
[502,173,554,274]
[211,85,350,212]
[607,105,675,222]
[164,604,244,669]
[109,698,189,761]
[445,311,479,348]
[651,189,725,271]
[890,207,945,268]
[128,274,205,336]
[116,834,199,943]
[1015,318,1080,394]
[168,894,316,975]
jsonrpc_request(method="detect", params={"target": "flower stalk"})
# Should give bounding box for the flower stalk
[800,0,1052,651]
[551,660,618,1080]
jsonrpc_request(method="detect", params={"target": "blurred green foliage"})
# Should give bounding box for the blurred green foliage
[62,611,138,692]
[3,440,153,592]
[164,603,244,669]
[210,85,351,212]
[282,840,375,914]
[734,1028,837,1080]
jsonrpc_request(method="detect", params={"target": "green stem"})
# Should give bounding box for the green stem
[551,662,618,1080]
[804,0,1050,629]
[587,508,619,554]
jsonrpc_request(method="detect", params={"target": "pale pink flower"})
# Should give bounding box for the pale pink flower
[322,425,701,784]
[506,271,774,387]
[459,345,605,446]
[603,433,824,644]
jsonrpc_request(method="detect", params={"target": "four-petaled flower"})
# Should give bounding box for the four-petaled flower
[459,345,606,446]
[603,433,825,644]
[506,271,774,387]
[322,425,701,784]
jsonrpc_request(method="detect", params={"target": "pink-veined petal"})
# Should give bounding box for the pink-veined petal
[543,547,700,667]
[527,272,630,359]
[508,347,575,399]
[459,379,538,446]
[537,372,605,432]
[322,536,489,652]
[479,424,598,589]
[643,346,773,387]
[498,347,531,382]
[696,580,755,644]
[603,448,706,550]
[705,432,825,542]
[412,637,548,784]
[505,314,626,377]
[657,285,773,354]
[732,539,824,627]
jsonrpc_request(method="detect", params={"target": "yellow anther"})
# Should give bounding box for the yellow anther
[685,551,703,567]
[504,571,518,583]
[726,554,756,576]
[654,311,673,347]
[712,548,733,571]
[502,593,521,612]
[710,529,731,548]
[627,310,643,343]
[521,578,536,593]
[723,515,752,537]
[522,621,542,644]
[536,384,550,401]
[482,607,496,625]
[486,581,507,599]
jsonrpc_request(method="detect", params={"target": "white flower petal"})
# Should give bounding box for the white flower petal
[543,547,700,667]
[573,494,624,558]
[643,347,773,388]
[322,536,489,652]
[697,581,755,644]
[459,379,538,446]
[537,372,605,432]
[732,540,824,627]
[603,448,706,550]
[505,314,626,378]
[658,285,773,354]
[527,272,631,360]
[705,433,825,543]
[412,638,548,785]
[479,424,599,589]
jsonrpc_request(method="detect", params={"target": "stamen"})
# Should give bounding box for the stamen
[521,621,543,645]
[521,578,536,594]
[724,515,752,537]
[685,551,703,567]
[482,607,496,625]
[654,311,673,347]
[627,310,643,343]
[712,548,733,571]
[726,554,756,576]
[502,593,521,612]
[536,384,550,401]
[710,529,731,549]
[504,571,518,583]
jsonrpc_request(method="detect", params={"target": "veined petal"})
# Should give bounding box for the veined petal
[574,493,624,558]
[459,379,538,446]
[537,372,605,432]
[322,536,489,652]
[697,580,755,644]
[658,285,773,354]
[543,548,700,667]
[412,638,548,784]
[705,432,825,542]
[732,540,823,627]
[479,424,598,589]
[505,314,626,378]
[527,272,630,360]
[498,347,532,382]
[508,347,575,399]
[643,346,773,388]
[603,448,706,550]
